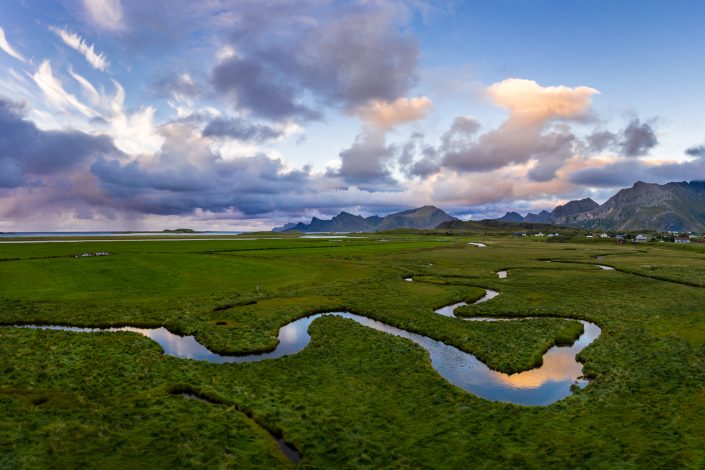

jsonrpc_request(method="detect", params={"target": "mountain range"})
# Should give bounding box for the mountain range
[273,206,458,232]
[273,180,705,233]
[495,181,705,232]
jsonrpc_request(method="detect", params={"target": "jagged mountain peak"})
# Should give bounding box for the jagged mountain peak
[276,206,457,232]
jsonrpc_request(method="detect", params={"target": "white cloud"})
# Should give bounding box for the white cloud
[354,96,433,129]
[0,26,26,62]
[50,26,109,71]
[488,78,598,124]
[31,60,101,118]
[107,80,163,155]
[82,0,126,32]
[68,66,101,104]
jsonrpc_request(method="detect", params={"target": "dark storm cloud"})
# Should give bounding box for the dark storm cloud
[569,163,638,187]
[619,119,658,156]
[525,131,575,182]
[399,132,441,178]
[0,97,120,187]
[685,144,705,158]
[583,120,658,157]
[586,130,616,153]
[90,122,321,216]
[334,131,399,191]
[202,118,284,142]
[211,1,419,120]
[399,112,576,182]
[212,57,320,121]
[569,156,705,188]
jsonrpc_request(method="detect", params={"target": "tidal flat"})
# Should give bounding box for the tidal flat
[1,235,705,468]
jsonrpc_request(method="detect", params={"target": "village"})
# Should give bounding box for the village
[511,230,701,244]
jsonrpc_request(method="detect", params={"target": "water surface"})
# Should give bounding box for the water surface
[596,265,615,271]
[9,296,599,406]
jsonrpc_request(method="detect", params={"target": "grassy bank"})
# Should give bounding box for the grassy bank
[1,235,704,467]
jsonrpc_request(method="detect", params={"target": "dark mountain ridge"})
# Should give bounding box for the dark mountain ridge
[491,181,705,232]
[274,205,458,233]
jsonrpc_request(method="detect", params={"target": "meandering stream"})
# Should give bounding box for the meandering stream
[6,287,599,406]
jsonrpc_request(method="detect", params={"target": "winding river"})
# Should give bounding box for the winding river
[6,287,600,407]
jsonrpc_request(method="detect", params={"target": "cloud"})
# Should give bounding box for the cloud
[212,56,320,121]
[337,95,433,188]
[68,66,101,104]
[0,26,26,62]
[202,117,284,143]
[619,119,657,156]
[569,156,705,188]
[50,26,109,71]
[353,96,432,129]
[154,73,202,100]
[106,80,163,155]
[335,130,399,191]
[685,144,705,158]
[0,97,120,188]
[90,122,322,216]
[585,119,658,157]
[82,0,126,32]
[31,60,101,118]
[586,130,616,153]
[487,78,598,124]
[211,1,419,121]
[436,79,596,176]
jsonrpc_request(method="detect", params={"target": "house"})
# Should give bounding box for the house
[675,236,690,244]
[600,233,609,238]
[635,234,648,242]
[535,232,545,237]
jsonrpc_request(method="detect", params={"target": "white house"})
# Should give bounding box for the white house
[600,233,609,238]
[635,234,648,242]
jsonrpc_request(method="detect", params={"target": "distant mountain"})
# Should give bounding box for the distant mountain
[271,223,297,232]
[551,198,599,220]
[565,181,705,231]
[497,211,524,223]
[490,181,705,232]
[524,210,553,224]
[275,206,458,233]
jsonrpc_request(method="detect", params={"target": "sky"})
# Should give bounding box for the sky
[1,0,705,231]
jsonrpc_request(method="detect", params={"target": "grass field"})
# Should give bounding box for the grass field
[1,234,705,468]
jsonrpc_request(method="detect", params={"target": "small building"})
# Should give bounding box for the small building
[635,234,648,242]
[535,232,545,237]
[675,236,690,244]
[600,233,609,238]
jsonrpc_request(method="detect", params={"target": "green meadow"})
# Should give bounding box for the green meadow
[1,235,704,468]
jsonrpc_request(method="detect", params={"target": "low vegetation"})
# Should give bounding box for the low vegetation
[1,235,704,467]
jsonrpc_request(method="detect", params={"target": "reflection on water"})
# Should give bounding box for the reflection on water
[10,293,600,406]
[430,293,600,405]
[403,277,413,282]
[596,265,615,271]
[435,289,500,318]
[497,271,508,279]
[468,242,487,247]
